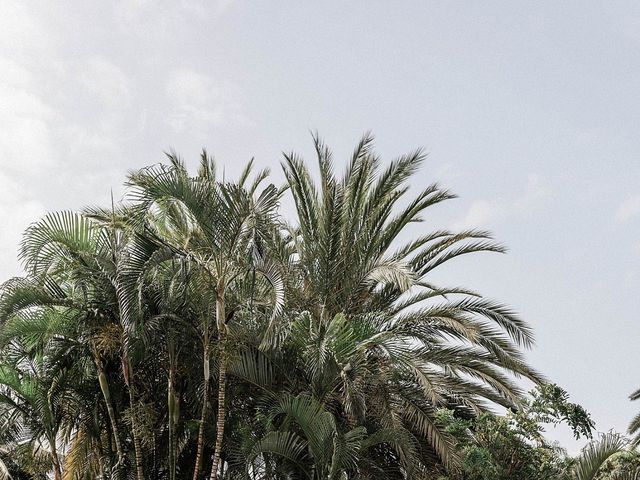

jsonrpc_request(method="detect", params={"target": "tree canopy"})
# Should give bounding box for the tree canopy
[0,135,636,479]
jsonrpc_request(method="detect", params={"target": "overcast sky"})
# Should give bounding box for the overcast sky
[2,0,640,451]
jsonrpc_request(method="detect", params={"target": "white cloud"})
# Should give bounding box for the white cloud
[0,172,45,279]
[0,57,32,86]
[515,174,552,210]
[80,57,132,108]
[167,70,218,109]
[0,2,52,55]
[0,5,56,277]
[0,57,56,174]
[455,199,506,229]
[114,0,236,34]
[165,69,245,135]
[0,3,139,212]
[615,195,640,223]
[453,174,552,230]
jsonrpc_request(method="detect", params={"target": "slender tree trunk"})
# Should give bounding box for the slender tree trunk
[168,339,179,480]
[168,373,177,480]
[192,341,211,480]
[96,440,108,480]
[94,434,106,480]
[50,438,62,480]
[97,447,105,480]
[125,357,145,480]
[209,293,226,480]
[94,355,125,467]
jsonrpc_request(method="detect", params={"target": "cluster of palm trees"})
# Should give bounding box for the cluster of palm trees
[0,135,632,479]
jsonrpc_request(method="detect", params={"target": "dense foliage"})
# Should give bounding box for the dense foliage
[435,384,593,480]
[0,136,636,479]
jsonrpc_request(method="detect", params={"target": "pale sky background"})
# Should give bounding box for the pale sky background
[1,0,640,452]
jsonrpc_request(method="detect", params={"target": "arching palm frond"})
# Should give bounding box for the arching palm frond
[276,134,541,471]
[573,433,628,480]
[629,388,640,447]
[0,137,556,479]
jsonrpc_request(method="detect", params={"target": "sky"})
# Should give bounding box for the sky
[1,0,640,452]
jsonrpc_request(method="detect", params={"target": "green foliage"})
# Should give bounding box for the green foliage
[528,384,595,440]
[435,384,597,480]
[436,387,633,480]
[593,449,640,479]
[0,135,628,480]
[628,388,640,447]
[436,410,570,480]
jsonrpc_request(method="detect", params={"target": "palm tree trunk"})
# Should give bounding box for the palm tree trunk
[192,341,211,480]
[125,357,145,480]
[94,356,125,467]
[97,447,105,480]
[168,377,177,480]
[50,438,62,480]
[168,339,179,480]
[95,434,106,479]
[209,293,226,480]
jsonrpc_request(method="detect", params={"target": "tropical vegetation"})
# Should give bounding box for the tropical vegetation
[0,135,637,479]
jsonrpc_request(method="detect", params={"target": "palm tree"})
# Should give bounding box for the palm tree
[244,393,382,479]
[266,133,543,471]
[0,212,131,477]
[628,388,640,447]
[0,135,591,479]
[1,209,180,480]
[124,154,284,479]
[0,155,285,480]
[0,345,70,480]
[0,414,50,480]
[572,433,630,480]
